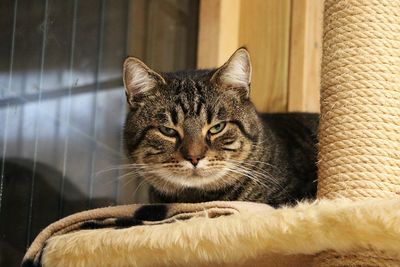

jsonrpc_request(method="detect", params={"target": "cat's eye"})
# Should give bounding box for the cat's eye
[208,122,226,135]
[159,126,178,137]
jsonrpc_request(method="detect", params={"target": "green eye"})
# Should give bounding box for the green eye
[159,126,178,137]
[209,122,226,135]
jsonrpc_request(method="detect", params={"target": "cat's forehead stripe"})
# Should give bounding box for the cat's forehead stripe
[206,108,213,124]
[195,99,203,116]
[192,90,201,117]
[217,107,227,119]
[173,78,206,117]
[161,77,228,124]
[156,112,169,123]
[176,97,189,114]
[170,108,178,125]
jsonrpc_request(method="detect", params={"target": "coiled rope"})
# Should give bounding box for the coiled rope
[316,0,400,265]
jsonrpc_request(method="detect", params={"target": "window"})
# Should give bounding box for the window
[0,1,199,265]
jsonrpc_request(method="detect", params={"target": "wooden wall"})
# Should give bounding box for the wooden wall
[288,0,323,112]
[197,0,323,113]
[197,0,240,69]
[127,0,199,72]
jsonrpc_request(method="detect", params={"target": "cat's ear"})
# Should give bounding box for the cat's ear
[211,48,252,98]
[123,57,165,105]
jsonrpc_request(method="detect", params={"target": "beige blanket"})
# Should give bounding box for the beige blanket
[23,199,400,267]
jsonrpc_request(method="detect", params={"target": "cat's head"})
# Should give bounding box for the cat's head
[123,48,262,193]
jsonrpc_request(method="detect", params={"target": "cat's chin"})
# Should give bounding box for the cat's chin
[157,170,228,189]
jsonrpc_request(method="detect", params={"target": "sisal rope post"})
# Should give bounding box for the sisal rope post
[316,0,400,266]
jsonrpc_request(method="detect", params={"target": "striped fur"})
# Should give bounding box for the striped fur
[123,48,318,207]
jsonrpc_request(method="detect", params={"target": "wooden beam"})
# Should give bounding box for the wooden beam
[288,0,323,112]
[197,0,240,68]
[238,0,291,112]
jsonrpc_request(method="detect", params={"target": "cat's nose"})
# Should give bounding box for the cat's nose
[185,154,205,167]
[181,145,206,167]
[180,135,207,167]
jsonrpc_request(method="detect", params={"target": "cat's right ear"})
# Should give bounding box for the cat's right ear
[123,57,165,106]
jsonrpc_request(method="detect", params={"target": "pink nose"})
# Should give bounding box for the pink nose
[186,155,204,167]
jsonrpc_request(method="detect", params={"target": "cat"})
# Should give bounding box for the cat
[122,48,318,207]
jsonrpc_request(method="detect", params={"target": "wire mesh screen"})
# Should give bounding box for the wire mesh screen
[0,0,199,265]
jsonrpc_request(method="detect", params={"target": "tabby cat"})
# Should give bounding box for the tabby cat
[123,48,318,207]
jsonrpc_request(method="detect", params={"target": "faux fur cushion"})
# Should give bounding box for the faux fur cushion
[23,199,400,267]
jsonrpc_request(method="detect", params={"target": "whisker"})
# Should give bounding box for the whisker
[225,161,286,191]
[95,164,148,176]
[120,174,137,190]
[102,168,145,186]
[224,166,270,191]
[229,163,284,189]
[132,178,148,198]
[227,158,281,173]
[229,163,294,199]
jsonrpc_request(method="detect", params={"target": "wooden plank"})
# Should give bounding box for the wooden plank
[218,0,240,65]
[288,0,323,112]
[127,0,199,72]
[238,0,291,112]
[197,0,240,68]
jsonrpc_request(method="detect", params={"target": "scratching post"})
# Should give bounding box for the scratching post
[316,0,400,266]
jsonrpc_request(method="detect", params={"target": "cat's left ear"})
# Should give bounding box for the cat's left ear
[211,48,252,98]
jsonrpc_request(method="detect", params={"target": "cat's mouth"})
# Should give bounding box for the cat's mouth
[183,165,209,178]
[190,169,201,177]
[150,160,229,189]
